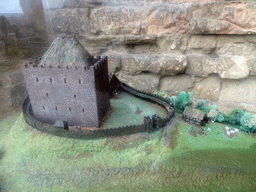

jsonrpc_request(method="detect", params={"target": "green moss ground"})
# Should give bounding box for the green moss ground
[103,92,167,128]
[94,120,256,192]
[0,112,256,191]
[0,112,168,191]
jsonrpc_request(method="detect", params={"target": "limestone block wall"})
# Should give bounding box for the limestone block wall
[42,0,256,112]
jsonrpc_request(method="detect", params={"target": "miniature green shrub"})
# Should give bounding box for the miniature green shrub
[156,90,167,97]
[174,91,193,113]
[216,114,225,123]
[196,100,209,112]
[240,113,256,133]
[170,91,256,134]
[203,104,224,123]
[196,100,218,113]
[170,96,177,105]
[227,109,246,125]
[195,100,222,122]
[208,105,218,112]
[208,109,219,121]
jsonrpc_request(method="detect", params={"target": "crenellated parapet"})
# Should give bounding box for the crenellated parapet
[23,55,108,71]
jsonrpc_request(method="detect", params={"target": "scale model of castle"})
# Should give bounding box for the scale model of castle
[22,36,110,128]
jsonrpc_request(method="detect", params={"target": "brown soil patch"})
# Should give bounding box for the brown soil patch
[189,127,197,137]
[189,127,206,137]
[162,119,179,150]
[58,152,93,160]
[135,107,142,115]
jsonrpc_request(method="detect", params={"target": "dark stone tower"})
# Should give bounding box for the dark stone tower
[22,37,110,128]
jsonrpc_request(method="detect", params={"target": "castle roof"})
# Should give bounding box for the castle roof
[40,36,93,68]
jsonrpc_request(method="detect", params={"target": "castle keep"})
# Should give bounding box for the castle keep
[22,37,110,128]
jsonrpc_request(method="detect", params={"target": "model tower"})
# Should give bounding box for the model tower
[22,36,110,128]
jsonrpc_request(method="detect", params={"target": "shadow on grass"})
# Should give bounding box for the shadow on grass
[0,146,4,192]
[0,146,4,160]
[162,119,179,150]
[94,145,256,192]
[160,143,256,180]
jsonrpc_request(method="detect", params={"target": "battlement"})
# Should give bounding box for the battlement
[23,56,108,71]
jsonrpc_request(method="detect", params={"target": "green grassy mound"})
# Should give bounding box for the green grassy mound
[0,113,168,191]
[0,113,256,191]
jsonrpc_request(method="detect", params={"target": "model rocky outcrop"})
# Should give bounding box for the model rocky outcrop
[40,36,93,68]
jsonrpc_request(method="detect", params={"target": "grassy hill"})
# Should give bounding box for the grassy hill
[0,112,256,191]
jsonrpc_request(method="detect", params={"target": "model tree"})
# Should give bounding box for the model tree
[172,91,193,113]
[240,113,256,133]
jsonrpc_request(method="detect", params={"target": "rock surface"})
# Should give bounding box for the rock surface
[117,53,187,76]
[49,8,90,35]
[218,77,256,112]
[186,35,217,54]
[117,72,160,93]
[10,85,27,108]
[90,6,142,35]
[0,66,27,116]
[20,0,48,41]
[88,3,256,37]
[186,53,252,79]
[159,75,193,96]
[40,36,93,67]
[192,75,221,101]
[102,52,122,73]
[6,0,256,114]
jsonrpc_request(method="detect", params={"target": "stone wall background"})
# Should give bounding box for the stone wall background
[0,14,49,117]
[2,0,256,116]
[0,66,27,118]
[42,0,256,113]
